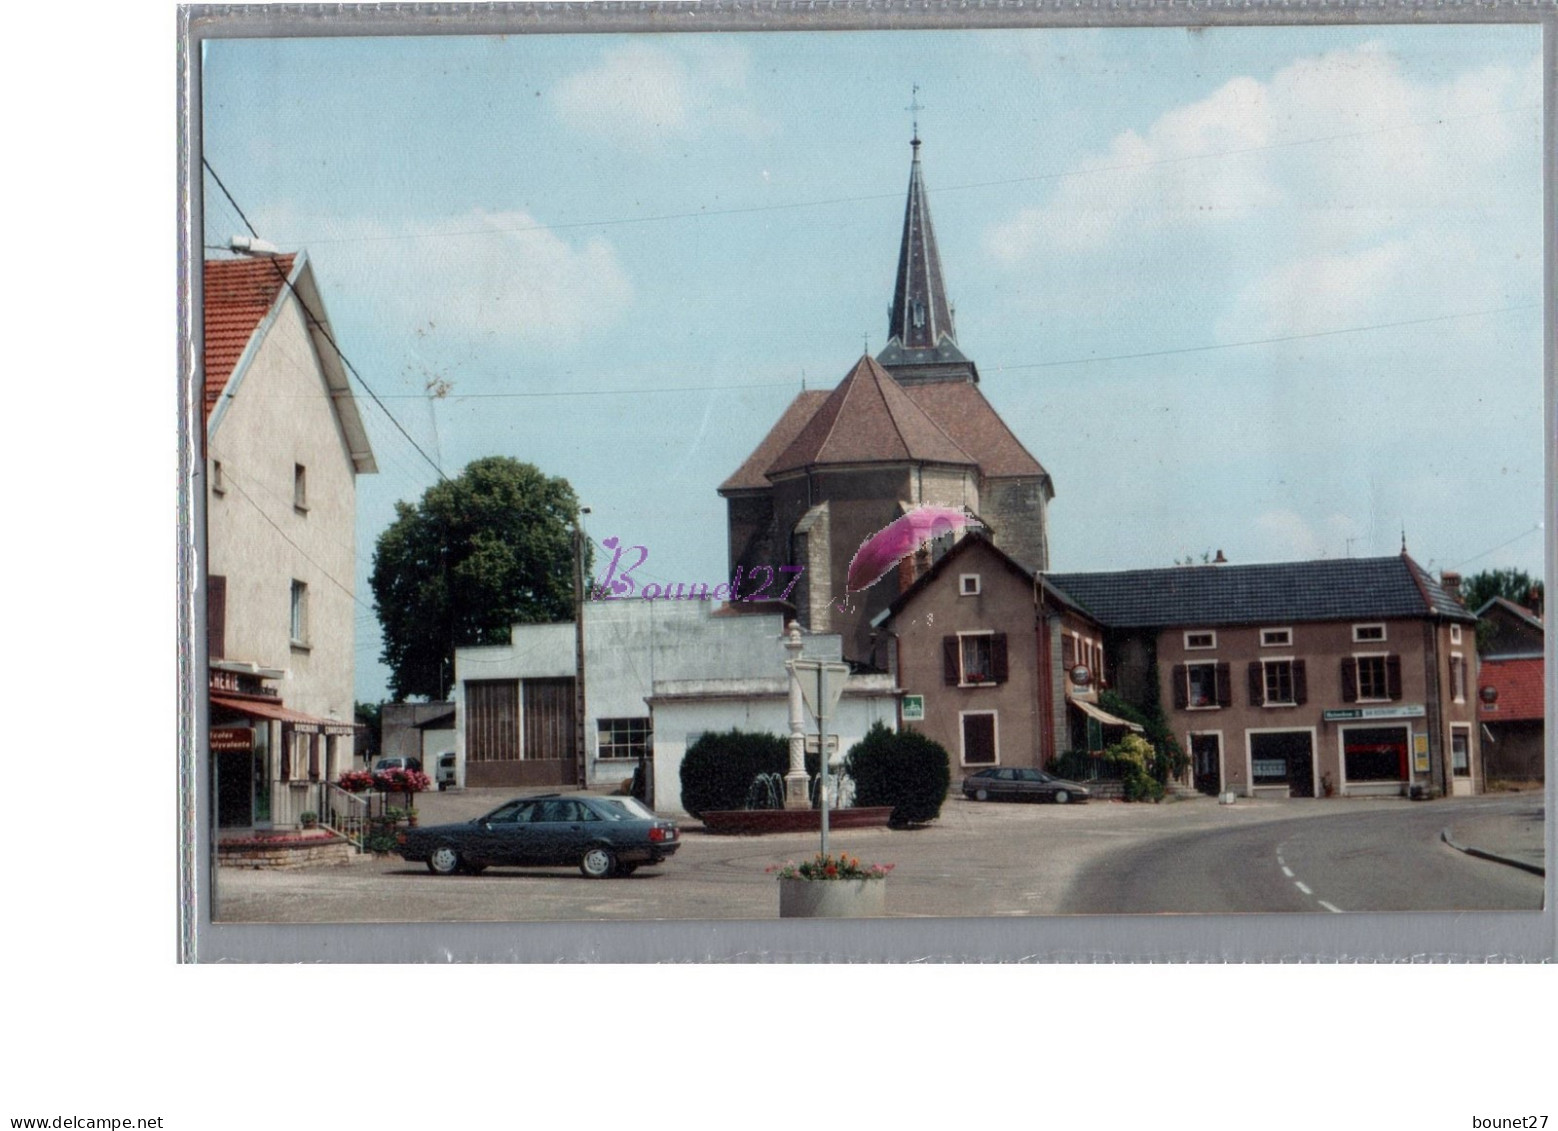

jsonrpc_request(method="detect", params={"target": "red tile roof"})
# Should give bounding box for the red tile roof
[901,380,1049,481]
[719,389,831,493]
[766,354,975,476]
[1479,657,1544,723]
[203,255,296,422]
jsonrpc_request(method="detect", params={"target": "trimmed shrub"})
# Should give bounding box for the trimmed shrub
[843,721,951,827]
[679,729,790,820]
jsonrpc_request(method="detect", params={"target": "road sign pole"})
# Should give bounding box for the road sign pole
[818,673,829,858]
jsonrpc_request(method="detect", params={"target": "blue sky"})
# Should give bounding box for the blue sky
[200,25,1546,704]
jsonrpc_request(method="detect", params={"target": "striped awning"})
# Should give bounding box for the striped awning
[210,694,358,736]
[1069,698,1144,733]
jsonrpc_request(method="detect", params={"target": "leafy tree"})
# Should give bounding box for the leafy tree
[371,457,589,700]
[1460,567,1543,613]
[678,729,792,820]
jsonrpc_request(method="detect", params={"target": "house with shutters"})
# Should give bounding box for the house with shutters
[1046,552,1482,799]
[1475,596,1545,786]
[875,532,1139,775]
[204,251,377,832]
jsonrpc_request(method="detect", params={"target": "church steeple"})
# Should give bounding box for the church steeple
[877,131,979,386]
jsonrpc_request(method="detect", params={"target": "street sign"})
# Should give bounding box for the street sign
[902,694,924,721]
[804,735,840,756]
[793,659,850,722]
[1322,704,1425,721]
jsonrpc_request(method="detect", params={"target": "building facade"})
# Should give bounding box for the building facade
[1048,554,1482,799]
[1475,596,1545,785]
[205,252,377,831]
[453,598,899,812]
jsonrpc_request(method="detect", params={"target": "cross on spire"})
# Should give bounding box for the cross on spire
[908,84,923,144]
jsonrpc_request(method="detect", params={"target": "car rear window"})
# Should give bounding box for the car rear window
[595,797,656,821]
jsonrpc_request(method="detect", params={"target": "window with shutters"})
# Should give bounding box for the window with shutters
[207,574,227,661]
[943,633,1009,687]
[1187,663,1219,708]
[1252,659,1305,707]
[1343,654,1400,703]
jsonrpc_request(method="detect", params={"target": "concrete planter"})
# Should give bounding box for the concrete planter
[778,877,887,918]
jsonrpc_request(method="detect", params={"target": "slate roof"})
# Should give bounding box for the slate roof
[204,254,297,422]
[765,354,975,476]
[885,136,956,355]
[1478,657,1544,722]
[1045,554,1477,629]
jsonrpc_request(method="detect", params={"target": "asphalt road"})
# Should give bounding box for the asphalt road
[1056,798,1544,914]
[215,793,1544,922]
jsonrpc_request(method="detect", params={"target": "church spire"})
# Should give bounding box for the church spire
[877,129,978,386]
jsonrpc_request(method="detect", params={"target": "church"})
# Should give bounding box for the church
[719,131,1055,667]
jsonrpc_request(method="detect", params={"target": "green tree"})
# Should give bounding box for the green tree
[1460,567,1543,613]
[354,701,382,761]
[371,457,588,700]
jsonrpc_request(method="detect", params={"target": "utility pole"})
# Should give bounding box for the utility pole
[573,508,591,788]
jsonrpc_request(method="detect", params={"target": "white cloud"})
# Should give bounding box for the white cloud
[984,43,1542,333]
[279,209,634,350]
[1253,509,1363,561]
[548,40,772,151]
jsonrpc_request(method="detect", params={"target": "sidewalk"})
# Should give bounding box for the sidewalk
[1442,801,1546,876]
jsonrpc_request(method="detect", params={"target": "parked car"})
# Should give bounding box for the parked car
[962,767,1090,804]
[374,755,422,774]
[394,793,680,878]
[434,752,456,791]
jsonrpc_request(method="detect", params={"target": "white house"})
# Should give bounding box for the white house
[452,598,900,813]
[205,251,376,831]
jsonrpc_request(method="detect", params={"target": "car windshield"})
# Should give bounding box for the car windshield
[594,797,657,821]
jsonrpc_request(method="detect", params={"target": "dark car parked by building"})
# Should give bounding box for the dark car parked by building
[962,767,1090,804]
[394,794,680,878]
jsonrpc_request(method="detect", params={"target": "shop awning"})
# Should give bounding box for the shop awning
[210,694,359,736]
[1070,698,1144,733]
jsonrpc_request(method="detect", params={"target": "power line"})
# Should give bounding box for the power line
[284,103,1539,247]
[1447,524,1544,572]
[202,158,449,485]
[995,303,1541,372]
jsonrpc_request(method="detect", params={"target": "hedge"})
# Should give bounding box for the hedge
[843,721,951,827]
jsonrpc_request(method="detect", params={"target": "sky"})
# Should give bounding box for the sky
[199,25,1547,705]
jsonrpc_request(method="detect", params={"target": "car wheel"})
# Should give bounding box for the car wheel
[580,845,617,879]
[427,845,463,875]
[975,788,990,802]
[1054,790,1070,805]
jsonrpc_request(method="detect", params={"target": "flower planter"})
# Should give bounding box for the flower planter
[779,877,886,918]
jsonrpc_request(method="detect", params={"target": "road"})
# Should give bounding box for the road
[1057,797,1544,914]
[215,792,1543,922]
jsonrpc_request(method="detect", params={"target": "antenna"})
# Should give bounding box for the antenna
[908,84,922,143]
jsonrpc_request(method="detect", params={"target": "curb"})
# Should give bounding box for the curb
[1440,828,1546,877]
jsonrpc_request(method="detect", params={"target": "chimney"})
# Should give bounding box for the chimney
[1528,585,1544,621]
[1441,571,1463,605]
[1213,549,1227,564]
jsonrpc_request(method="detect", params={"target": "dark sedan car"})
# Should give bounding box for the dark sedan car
[962,767,1090,804]
[395,794,680,878]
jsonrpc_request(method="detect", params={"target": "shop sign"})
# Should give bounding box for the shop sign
[1322,704,1426,721]
[1413,734,1431,773]
[210,727,253,753]
[902,695,925,721]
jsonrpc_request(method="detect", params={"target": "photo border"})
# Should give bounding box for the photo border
[177,0,1557,962]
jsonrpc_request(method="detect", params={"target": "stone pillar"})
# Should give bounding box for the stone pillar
[783,620,810,810]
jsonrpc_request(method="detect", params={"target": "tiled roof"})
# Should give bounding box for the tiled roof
[204,254,296,422]
[902,381,1050,482]
[765,354,975,476]
[1478,657,1544,722]
[719,389,830,492]
[1475,595,1545,633]
[1046,554,1477,629]
[884,530,1035,619]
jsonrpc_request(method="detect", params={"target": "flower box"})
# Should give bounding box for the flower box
[779,877,886,918]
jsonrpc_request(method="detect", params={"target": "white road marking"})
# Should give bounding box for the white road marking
[1318,900,1343,913]
[1281,866,1294,878]
[1294,881,1313,895]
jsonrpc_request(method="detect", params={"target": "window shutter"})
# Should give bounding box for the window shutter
[1215,662,1232,707]
[1248,662,1264,706]
[1341,658,1357,703]
[992,634,1009,684]
[1172,664,1188,710]
[207,574,226,661]
[1293,660,1308,706]
[943,637,960,686]
[1386,654,1402,700]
